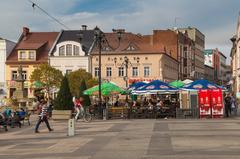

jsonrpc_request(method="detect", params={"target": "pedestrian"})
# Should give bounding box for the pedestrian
[35,100,53,133]
[224,93,232,117]
[231,93,238,116]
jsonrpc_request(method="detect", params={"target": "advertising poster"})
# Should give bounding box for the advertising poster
[211,89,224,118]
[198,89,211,118]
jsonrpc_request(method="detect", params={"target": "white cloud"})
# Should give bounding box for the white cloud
[0,0,237,62]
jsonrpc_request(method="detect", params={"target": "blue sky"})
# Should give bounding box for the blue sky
[0,0,240,63]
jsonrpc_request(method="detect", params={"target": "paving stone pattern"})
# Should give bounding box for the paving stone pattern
[1,117,240,159]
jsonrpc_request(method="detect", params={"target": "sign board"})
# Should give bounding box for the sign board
[198,89,211,118]
[211,89,224,118]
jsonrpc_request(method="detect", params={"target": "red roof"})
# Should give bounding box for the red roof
[6,30,59,64]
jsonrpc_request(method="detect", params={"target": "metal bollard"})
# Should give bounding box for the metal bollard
[68,119,75,136]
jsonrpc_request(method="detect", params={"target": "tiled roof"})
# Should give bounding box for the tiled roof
[6,31,59,64]
[92,32,164,54]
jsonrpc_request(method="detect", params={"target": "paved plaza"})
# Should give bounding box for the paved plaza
[1,117,240,159]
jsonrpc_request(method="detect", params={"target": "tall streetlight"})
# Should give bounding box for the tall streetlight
[94,26,104,118]
[114,56,139,118]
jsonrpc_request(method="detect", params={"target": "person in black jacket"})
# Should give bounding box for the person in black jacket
[224,93,232,117]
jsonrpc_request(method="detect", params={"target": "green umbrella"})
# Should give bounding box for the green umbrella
[169,80,184,88]
[84,82,126,96]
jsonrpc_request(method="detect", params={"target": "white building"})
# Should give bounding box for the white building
[49,26,95,74]
[0,38,15,98]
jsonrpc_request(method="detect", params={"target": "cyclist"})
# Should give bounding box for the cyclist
[74,97,84,121]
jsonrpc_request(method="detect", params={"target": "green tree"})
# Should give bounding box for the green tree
[30,64,63,96]
[67,69,97,97]
[79,80,91,107]
[54,76,74,110]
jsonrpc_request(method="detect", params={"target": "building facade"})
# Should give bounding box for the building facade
[219,51,227,85]
[178,27,205,80]
[143,29,195,80]
[204,65,214,82]
[0,38,15,98]
[49,26,95,74]
[5,27,58,98]
[91,31,178,88]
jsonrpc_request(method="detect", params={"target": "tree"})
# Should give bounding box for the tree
[79,80,91,107]
[67,69,97,97]
[30,64,63,96]
[54,76,74,110]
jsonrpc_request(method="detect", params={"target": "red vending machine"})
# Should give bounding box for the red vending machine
[198,89,212,118]
[211,89,224,118]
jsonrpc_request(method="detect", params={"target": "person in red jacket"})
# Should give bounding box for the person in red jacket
[74,97,84,120]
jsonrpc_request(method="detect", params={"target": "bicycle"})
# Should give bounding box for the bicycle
[74,108,92,122]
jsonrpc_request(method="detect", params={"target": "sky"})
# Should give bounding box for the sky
[0,0,240,64]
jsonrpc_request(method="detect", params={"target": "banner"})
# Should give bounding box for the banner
[198,89,211,118]
[211,89,224,118]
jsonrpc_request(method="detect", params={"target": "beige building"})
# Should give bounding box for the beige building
[230,15,240,95]
[91,31,178,88]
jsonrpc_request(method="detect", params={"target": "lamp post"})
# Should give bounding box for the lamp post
[114,56,139,118]
[94,26,104,119]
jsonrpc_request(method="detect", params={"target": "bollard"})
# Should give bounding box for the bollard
[68,119,75,136]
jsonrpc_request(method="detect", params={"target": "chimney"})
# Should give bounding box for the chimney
[23,27,29,37]
[82,25,87,30]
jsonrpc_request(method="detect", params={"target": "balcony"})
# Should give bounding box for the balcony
[6,80,30,88]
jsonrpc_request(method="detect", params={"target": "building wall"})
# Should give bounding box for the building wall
[91,53,178,88]
[50,40,90,74]
[0,39,15,91]
[5,64,37,98]
[50,56,90,74]
[204,65,214,82]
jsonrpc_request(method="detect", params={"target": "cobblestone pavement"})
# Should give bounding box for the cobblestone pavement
[1,117,240,159]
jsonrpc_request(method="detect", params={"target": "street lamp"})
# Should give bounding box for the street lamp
[94,26,104,118]
[114,56,140,118]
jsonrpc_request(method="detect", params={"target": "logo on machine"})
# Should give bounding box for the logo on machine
[159,85,168,89]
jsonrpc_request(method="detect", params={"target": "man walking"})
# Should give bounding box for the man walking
[35,100,53,133]
[224,93,232,117]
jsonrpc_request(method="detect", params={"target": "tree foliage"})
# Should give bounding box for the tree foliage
[79,80,91,107]
[54,76,74,110]
[67,69,98,97]
[30,64,63,95]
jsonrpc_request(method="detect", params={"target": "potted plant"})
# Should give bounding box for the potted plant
[52,76,74,120]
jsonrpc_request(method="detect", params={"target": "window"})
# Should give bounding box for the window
[12,71,17,80]
[94,67,99,77]
[132,67,138,77]
[106,67,112,77]
[144,66,150,77]
[66,69,72,75]
[19,51,27,60]
[59,46,65,56]
[66,44,72,56]
[73,45,79,56]
[118,67,124,77]
[22,71,27,80]
[29,51,35,60]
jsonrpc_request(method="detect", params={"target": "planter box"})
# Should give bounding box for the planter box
[52,110,72,120]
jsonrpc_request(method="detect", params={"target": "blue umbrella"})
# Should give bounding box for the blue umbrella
[134,80,178,94]
[182,79,220,90]
[128,82,147,91]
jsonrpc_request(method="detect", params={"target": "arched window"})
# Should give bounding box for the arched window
[59,46,65,56]
[66,44,72,56]
[73,45,79,56]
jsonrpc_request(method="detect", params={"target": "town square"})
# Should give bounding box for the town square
[0,0,240,159]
